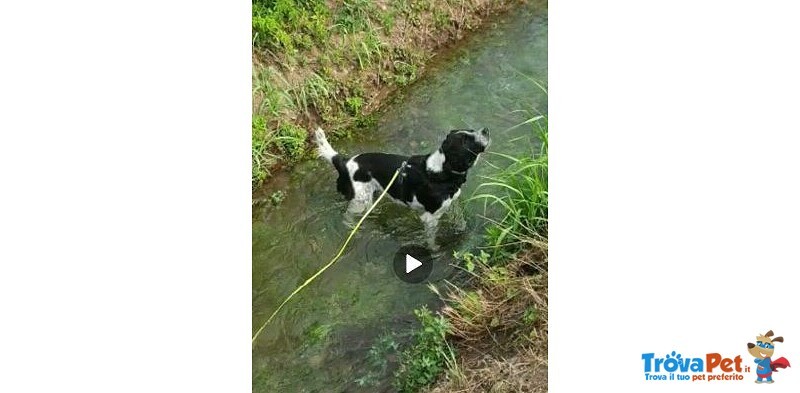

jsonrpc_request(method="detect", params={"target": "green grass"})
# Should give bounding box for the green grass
[352,29,387,70]
[252,115,276,185]
[253,66,293,118]
[251,117,308,186]
[472,115,548,254]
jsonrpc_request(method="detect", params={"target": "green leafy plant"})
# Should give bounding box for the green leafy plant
[453,250,490,273]
[394,306,456,392]
[355,333,400,387]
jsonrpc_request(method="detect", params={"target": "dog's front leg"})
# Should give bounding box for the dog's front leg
[343,197,370,228]
[450,203,467,232]
[420,211,441,250]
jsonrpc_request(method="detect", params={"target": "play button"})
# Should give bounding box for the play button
[405,254,423,273]
[393,245,433,284]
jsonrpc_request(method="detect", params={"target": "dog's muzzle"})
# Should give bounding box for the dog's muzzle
[477,127,490,148]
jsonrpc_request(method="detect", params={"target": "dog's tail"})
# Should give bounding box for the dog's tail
[313,127,337,163]
[314,127,349,172]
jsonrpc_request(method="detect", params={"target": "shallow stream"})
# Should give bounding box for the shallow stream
[253,3,547,390]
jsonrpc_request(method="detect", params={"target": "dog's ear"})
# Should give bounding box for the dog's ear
[439,132,456,152]
[765,330,774,337]
[772,336,784,343]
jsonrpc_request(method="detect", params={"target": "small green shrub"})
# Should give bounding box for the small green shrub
[453,249,490,273]
[345,96,364,115]
[393,61,418,86]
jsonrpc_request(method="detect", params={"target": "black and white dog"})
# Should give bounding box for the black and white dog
[314,127,490,245]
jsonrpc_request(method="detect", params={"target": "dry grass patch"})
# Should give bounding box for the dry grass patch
[426,245,547,393]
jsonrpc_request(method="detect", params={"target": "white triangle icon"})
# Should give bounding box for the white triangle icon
[405,254,423,273]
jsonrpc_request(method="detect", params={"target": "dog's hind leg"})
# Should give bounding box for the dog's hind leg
[342,181,374,228]
[347,181,373,215]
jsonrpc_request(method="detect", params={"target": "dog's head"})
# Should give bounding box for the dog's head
[436,128,490,173]
[747,330,783,359]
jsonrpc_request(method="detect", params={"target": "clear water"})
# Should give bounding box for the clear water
[253,2,547,391]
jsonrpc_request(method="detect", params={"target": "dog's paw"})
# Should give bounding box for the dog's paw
[426,237,440,252]
[453,218,467,232]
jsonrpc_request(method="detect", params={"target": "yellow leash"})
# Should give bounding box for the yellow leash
[252,164,405,347]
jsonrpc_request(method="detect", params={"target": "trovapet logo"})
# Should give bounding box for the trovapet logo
[641,329,791,384]
[641,351,746,382]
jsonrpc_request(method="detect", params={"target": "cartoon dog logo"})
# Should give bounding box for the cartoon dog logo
[747,330,791,383]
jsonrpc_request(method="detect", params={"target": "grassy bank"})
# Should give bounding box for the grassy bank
[252,0,521,189]
[395,113,548,392]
